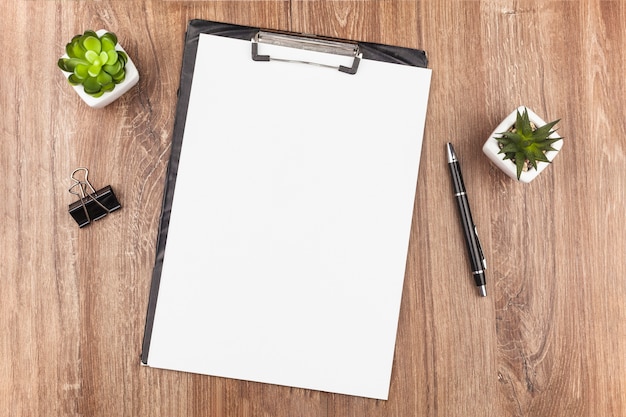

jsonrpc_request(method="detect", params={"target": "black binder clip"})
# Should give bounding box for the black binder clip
[68,168,121,228]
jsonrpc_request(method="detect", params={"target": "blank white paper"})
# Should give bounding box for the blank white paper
[146,33,431,400]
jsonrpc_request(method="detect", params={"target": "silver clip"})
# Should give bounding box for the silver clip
[251,31,362,74]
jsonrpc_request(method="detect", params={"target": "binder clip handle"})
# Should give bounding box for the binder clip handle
[69,167,97,199]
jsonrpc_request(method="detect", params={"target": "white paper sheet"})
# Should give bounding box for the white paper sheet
[146,33,431,400]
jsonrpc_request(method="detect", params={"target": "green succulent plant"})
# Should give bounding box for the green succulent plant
[496,108,561,180]
[58,30,128,98]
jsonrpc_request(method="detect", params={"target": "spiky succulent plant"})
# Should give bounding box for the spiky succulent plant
[496,108,561,180]
[58,30,128,98]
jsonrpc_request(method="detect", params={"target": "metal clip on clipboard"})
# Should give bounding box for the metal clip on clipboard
[68,168,121,228]
[251,30,362,75]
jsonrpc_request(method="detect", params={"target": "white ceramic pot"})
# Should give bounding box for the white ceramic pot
[482,106,563,183]
[59,29,139,108]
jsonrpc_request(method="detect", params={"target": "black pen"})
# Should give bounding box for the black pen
[446,143,487,297]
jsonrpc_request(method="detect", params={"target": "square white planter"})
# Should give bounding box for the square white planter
[482,106,563,183]
[59,29,139,108]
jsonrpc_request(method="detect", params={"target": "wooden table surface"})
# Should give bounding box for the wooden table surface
[2,1,625,416]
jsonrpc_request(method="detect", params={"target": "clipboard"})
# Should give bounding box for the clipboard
[141,19,431,400]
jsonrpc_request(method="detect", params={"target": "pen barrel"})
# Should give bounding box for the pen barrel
[448,162,485,280]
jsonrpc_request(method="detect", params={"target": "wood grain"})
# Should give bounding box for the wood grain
[1,1,625,416]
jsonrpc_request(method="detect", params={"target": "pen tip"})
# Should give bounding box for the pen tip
[478,285,487,297]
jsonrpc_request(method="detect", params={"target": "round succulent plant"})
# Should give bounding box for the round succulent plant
[58,30,128,98]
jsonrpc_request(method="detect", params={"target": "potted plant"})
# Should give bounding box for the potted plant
[482,106,563,183]
[58,29,139,108]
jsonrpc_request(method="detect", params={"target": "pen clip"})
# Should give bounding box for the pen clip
[473,225,487,270]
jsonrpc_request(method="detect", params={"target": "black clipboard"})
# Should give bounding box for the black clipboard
[141,19,427,366]
[140,20,429,399]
